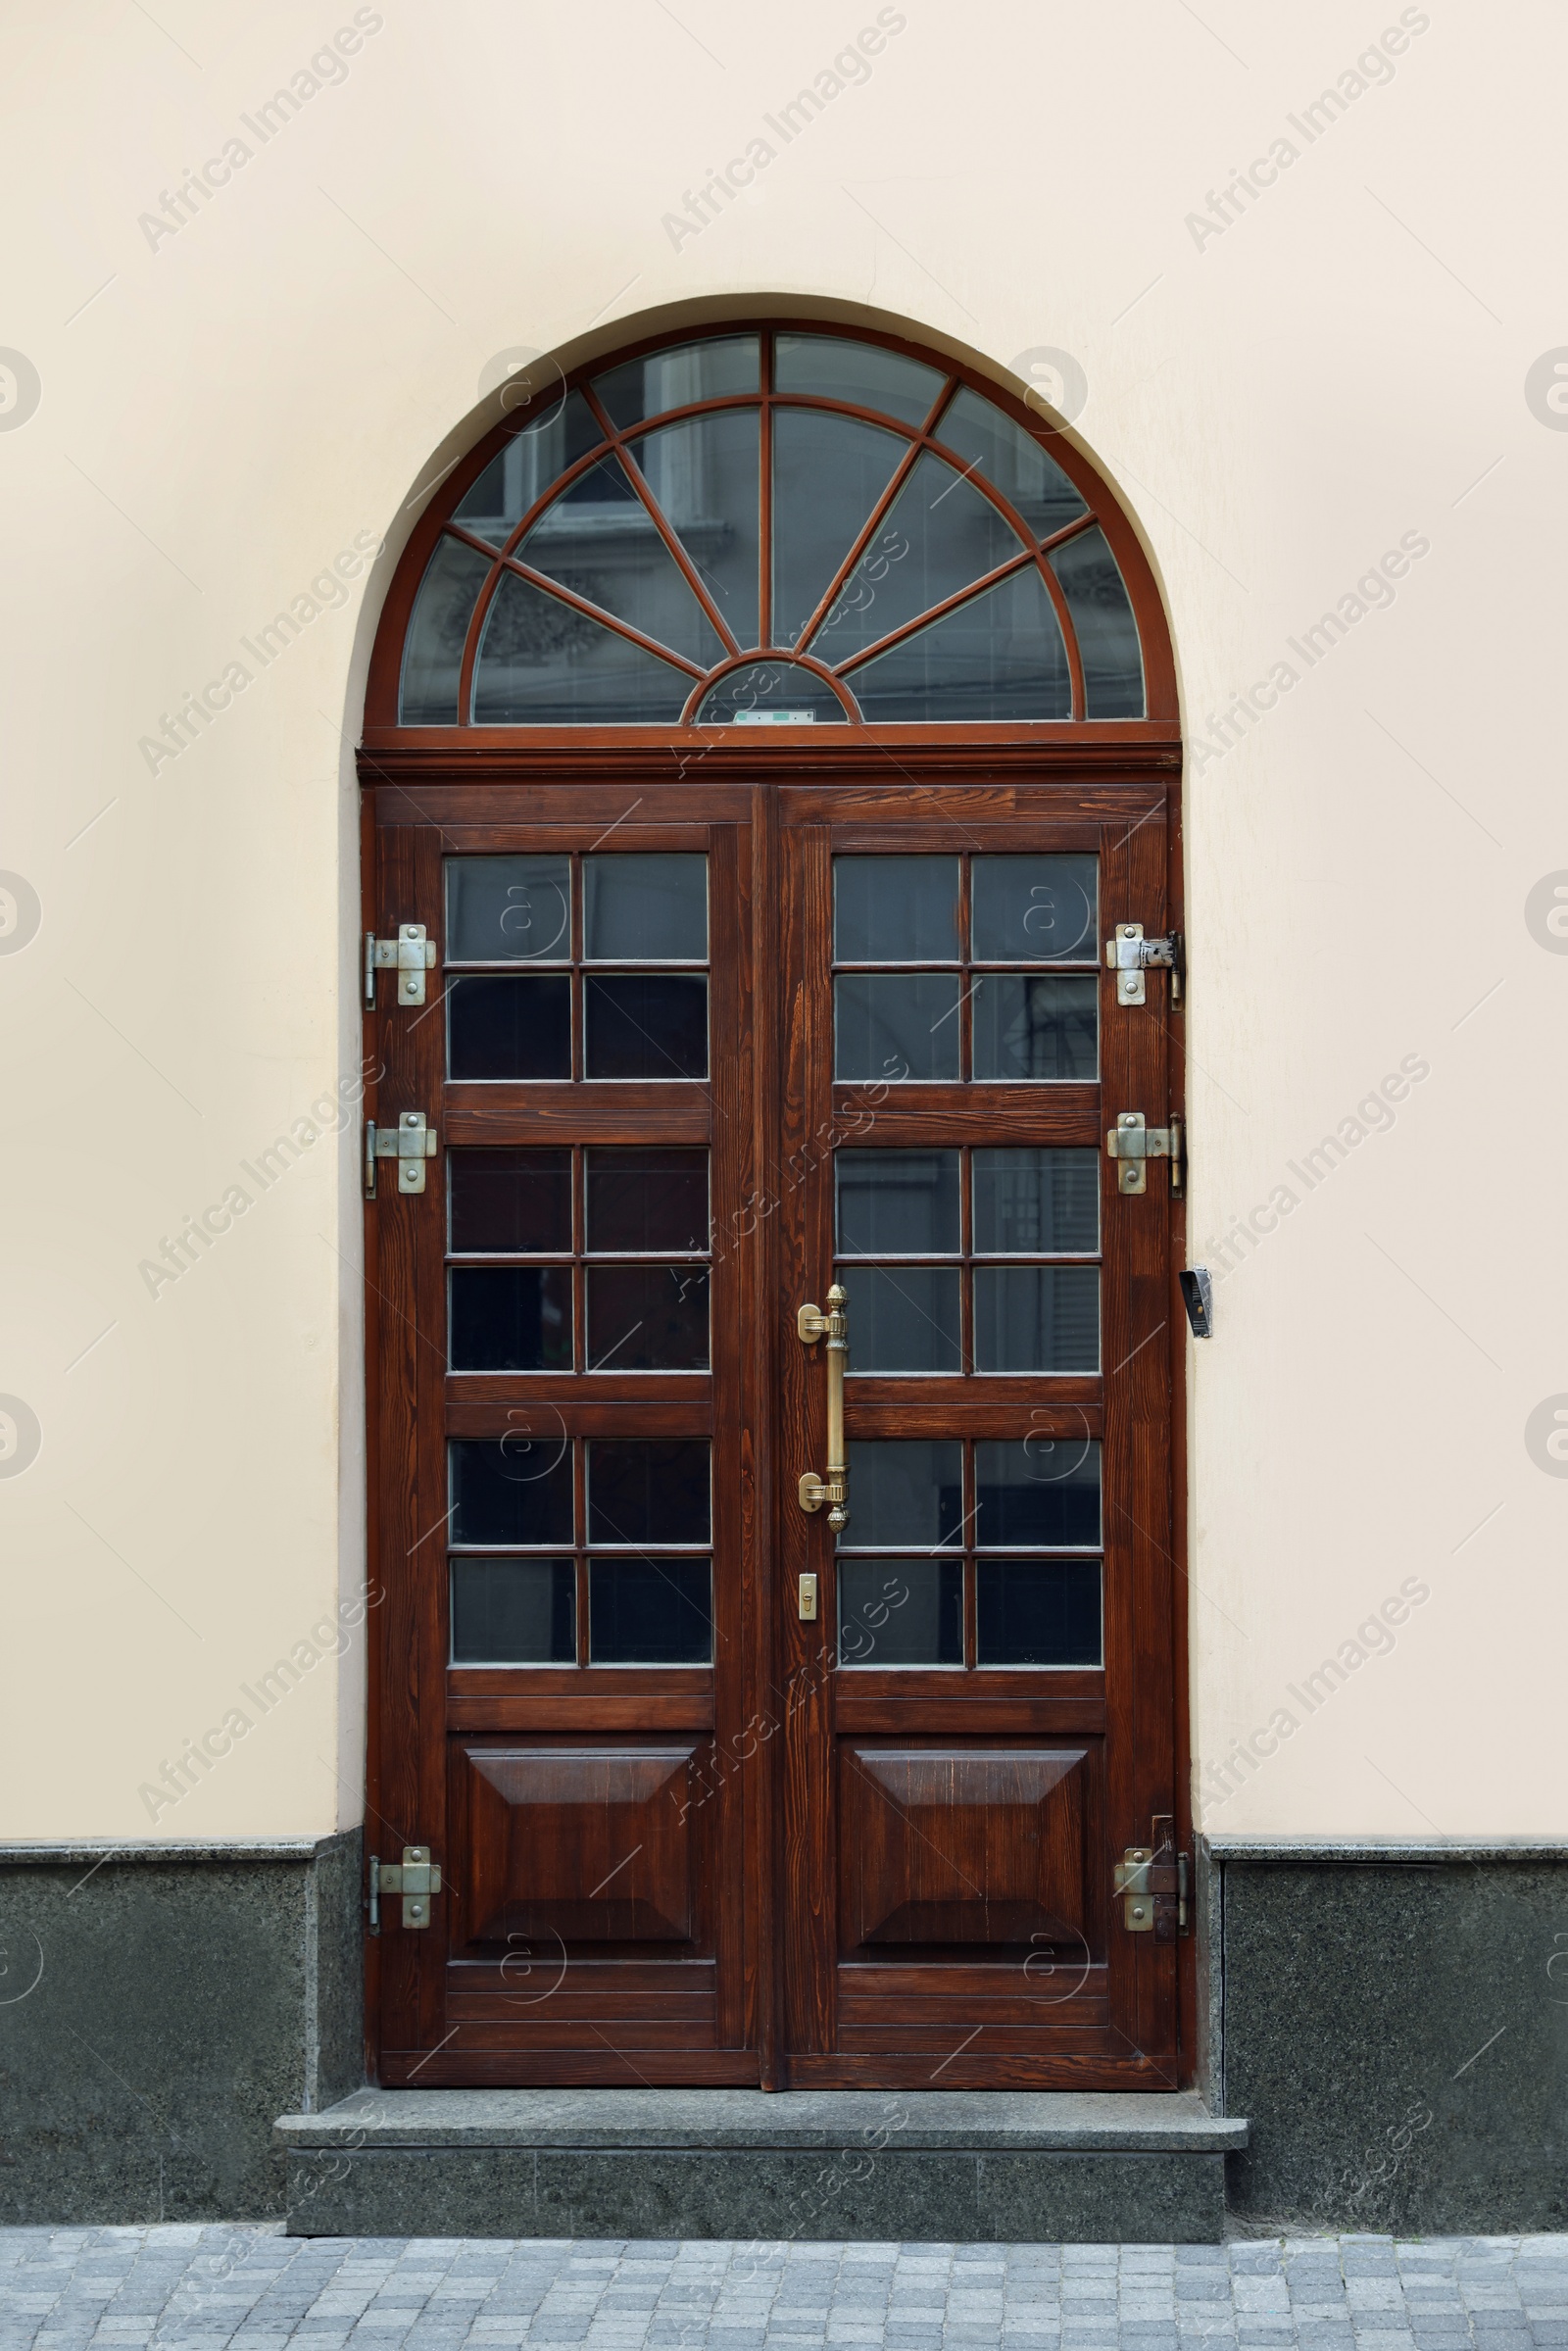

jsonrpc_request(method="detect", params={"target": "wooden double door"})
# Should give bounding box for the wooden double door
[366,769,1187,2088]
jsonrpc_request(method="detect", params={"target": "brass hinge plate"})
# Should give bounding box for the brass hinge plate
[1114,1819,1189,1939]
[365,924,438,1007]
[1105,923,1183,1006]
[365,1111,439,1199]
[368,1845,443,1932]
[1105,1110,1184,1197]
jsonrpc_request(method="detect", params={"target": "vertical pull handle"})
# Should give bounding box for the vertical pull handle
[798,1283,849,1530]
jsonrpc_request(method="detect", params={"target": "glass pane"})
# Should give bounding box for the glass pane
[587,1150,709,1253]
[836,1151,959,1256]
[841,1266,960,1373]
[971,976,1097,1082]
[834,975,959,1083]
[695,661,846,726]
[934,387,1087,539]
[771,411,906,652]
[589,1558,712,1665]
[471,568,693,724]
[515,455,725,669]
[585,975,708,1080]
[838,1557,962,1667]
[972,855,1098,964]
[589,1441,710,1545]
[972,1150,1099,1255]
[833,856,959,961]
[453,392,605,544]
[594,336,760,429]
[399,537,491,723]
[977,1559,1102,1667]
[773,334,946,430]
[847,1441,962,1548]
[975,1437,1102,1547]
[449,1267,572,1371]
[450,1150,572,1254]
[973,1267,1101,1373]
[446,856,571,963]
[451,1558,575,1665]
[805,451,1027,663]
[846,564,1071,723]
[449,976,570,1082]
[1050,526,1144,717]
[628,412,760,649]
[584,854,707,960]
[450,1437,573,1546]
[587,1265,710,1372]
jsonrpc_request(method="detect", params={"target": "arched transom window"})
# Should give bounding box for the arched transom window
[393,327,1163,731]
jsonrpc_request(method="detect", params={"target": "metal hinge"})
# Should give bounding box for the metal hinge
[368,1846,443,1933]
[1113,1819,1189,1940]
[365,925,437,1007]
[365,1110,438,1199]
[1105,1110,1185,1197]
[1105,924,1183,1005]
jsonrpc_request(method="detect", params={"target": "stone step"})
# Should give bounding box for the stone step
[274,2087,1246,2243]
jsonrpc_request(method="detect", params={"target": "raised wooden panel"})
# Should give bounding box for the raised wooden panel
[839,1743,1089,1948]
[460,1742,698,1945]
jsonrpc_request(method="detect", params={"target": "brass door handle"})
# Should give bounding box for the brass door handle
[798,1283,849,1530]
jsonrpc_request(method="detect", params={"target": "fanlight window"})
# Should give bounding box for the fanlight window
[400,330,1148,728]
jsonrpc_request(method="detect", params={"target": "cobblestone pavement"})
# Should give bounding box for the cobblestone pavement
[2,2232,1565,2351]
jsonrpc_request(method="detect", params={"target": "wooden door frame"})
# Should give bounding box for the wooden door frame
[358,743,1193,2090]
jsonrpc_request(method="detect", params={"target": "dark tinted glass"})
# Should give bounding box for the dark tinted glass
[977,1558,1102,1667]
[771,410,906,652]
[933,388,1087,539]
[594,336,760,428]
[449,1267,572,1371]
[971,975,1097,1081]
[449,1150,572,1254]
[453,391,604,543]
[1051,525,1144,717]
[587,1265,710,1372]
[583,854,707,959]
[833,856,959,961]
[450,1438,573,1546]
[836,1151,959,1256]
[471,570,693,724]
[585,975,708,1079]
[516,456,725,669]
[628,411,760,648]
[973,1267,1100,1373]
[834,976,959,1083]
[971,855,1097,963]
[772,334,945,428]
[449,975,570,1081]
[587,1150,709,1252]
[838,1557,963,1667]
[589,1441,710,1545]
[400,537,491,723]
[695,661,846,725]
[807,451,1026,662]
[446,856,571,963]
[845,563,1072,723]
[972,1150,1099,1255]
[848,1441,962,1548]
[974,1438,1101,1547]
[589,1558,712,1664]
[841,1266,960,1373]
[451,1558,575,1664]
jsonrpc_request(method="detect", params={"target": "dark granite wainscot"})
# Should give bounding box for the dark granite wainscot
[0,1834,362,2223]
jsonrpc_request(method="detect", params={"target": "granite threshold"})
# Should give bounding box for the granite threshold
[277,2085,1245,2151]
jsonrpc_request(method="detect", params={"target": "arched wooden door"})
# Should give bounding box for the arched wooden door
[361,323,1189,2088]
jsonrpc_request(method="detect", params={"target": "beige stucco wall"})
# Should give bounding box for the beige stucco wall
[2,0,1560,1839]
